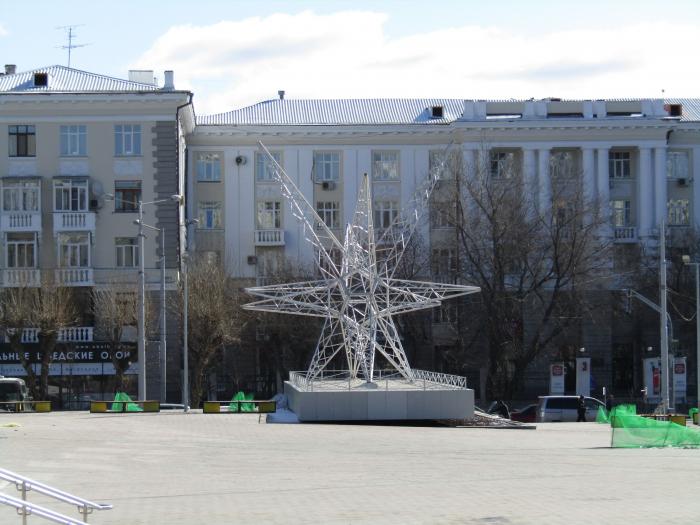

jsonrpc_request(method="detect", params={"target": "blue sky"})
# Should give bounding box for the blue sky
[1,0,699,114]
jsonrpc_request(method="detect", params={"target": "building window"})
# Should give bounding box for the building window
[196,152,222,182]
[609,151,631,179]
[432,248,458,276]
[372,151,399,181]
[429,150,452,180]
[316,201,340,229]
[610,200,631,227]
[115,237,139,268]
[54,179,88,211]
[667,151,689,179]
[58,233,89,268]
[255,151,282,181]
[430,203,454,229]
[550,151,576,178]
[668,199,690,226]
[114,124,141,156]
[433,302,457,324]
[198,201,222,229]
[490,151,515,179]
[114,181,141,212]
[373,200,399,229]
[60,125,87,156]
[6,233,36,268]
[314,152,340,182]
[2,181,39,211]
[256,201,281,229]
[9,125,36,157]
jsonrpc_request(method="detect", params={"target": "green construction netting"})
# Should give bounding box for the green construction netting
[229,391,255,412]
[597,403,637,424]
[690,408,698,419]
[110,392,143,412]
[611,414,700,448]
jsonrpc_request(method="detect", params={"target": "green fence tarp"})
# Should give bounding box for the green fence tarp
[596,406,609,424]
[611,414,700,448]
[110,392,143,412]
[229,391,255,413]
[597,403,636,424]
[689,408,698,419]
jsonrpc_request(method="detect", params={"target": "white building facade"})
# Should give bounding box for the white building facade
[188,96,700,399]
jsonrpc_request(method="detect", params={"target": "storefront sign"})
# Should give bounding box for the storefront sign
[673,356,687,403]
[0,342,136,364]
[643,357,662,402]
[550,362,565,395]
[576,357,591,397]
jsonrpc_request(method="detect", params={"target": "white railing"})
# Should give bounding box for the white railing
[254,229,285,246]
[0,212,41,232]
[614,226,637,242]
[288,368,468,391]
[4,327,93,344]
[2,268,41,287]
[55,268,94,286]
[0,467,112,524]
[53,211,96,232]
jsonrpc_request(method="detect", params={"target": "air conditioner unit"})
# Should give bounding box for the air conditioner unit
[321,181,336,191]
[246,255,258,265]
[677,178,687,186]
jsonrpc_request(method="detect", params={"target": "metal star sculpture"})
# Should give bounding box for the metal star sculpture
[244,142,480,383]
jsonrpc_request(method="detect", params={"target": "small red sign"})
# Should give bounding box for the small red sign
[552,364,563,376]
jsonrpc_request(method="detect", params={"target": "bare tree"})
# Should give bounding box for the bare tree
[432,149,610,398]
[29,283,79,400]
[179,256,247,408]
[92,280,151,393]
[0,287,39,397]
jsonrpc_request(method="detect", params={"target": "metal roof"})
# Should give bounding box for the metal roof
[197,99,466,126]
[0,65,160,93]
[198,97,700,126]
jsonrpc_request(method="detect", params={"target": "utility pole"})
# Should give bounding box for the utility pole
[659,221,670,414]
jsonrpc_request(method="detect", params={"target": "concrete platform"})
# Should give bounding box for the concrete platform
[285,378,475,421]
[2,412,700,524]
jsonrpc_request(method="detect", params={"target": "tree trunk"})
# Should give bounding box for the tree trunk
[38,334,57,400]
[14,334,38,400]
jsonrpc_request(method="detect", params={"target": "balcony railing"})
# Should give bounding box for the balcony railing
[55,268,94,286]
[254,229,285,246]
[0,212,41,232]
[3,327,94,343]
[614,226,637,243]
[53,211,96,233]
[1,269,41,288]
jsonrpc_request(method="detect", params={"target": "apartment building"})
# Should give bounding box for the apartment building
[0,64,193,404]
[188,96,700,399]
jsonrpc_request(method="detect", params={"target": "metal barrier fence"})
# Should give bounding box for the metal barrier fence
[288,369,468,391]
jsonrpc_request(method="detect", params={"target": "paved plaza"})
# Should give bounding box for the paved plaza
[1,411,699,524]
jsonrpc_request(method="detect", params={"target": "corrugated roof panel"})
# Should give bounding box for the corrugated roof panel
[0,65,159,92]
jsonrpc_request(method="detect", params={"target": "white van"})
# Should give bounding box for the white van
[536,395,604,422]
[0,377,31,412]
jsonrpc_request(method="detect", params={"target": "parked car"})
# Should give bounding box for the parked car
[510,404,537,423]
[536,395,604,422]
[0,377,32,412]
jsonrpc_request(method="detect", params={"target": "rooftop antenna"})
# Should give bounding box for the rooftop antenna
[56,25,90,67]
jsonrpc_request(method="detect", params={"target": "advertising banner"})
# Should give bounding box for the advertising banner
[643,357,662,402]
[550,362,565,395]
[673,356,687,403]
[576,357,591,397]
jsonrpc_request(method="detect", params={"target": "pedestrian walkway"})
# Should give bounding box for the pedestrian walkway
[1,412,699,524]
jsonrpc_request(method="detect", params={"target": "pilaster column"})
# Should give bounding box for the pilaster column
[596,148,611,237]
[537,148,551,215]
[694,147,700,229]
[638,147,653,238]
[582,148,595,223]
[522,148,537,216]
[654,147,668,227]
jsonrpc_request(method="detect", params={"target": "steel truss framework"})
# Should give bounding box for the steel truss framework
[244,142,480,383]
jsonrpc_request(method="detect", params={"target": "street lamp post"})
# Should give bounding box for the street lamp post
[682,254,700,423]
[183,251,190,412]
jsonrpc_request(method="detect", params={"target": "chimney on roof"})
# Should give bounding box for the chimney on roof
[278,90,285,100]
[163,70,174,90]
[128,69,155,85]
[5,64,16,75]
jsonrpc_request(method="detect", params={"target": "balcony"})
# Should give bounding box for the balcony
[53,211,96,233]
[55,268,94,286]
[1,212,41,232]
[614,226,637,243]
[254,229,285,246]
[1,268,41,287]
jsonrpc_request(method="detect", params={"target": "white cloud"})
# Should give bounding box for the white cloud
[0,23,8,37]
[135,11,700,115]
